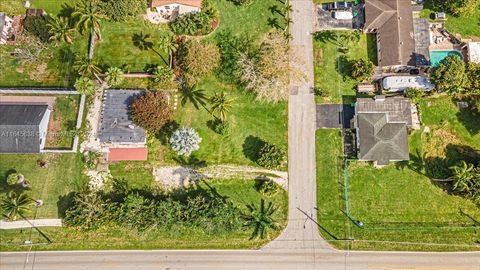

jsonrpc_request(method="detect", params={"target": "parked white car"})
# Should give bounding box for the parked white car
[332,11,353,20]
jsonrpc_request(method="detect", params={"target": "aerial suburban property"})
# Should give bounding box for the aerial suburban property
[0,0,479,269]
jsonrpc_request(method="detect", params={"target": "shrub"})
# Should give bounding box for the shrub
[256,179,279,197]
[211,120,230,135]
[431,55,468,95]
[170,127,202,156]
[74,77,96,95]
[177,40,220,84]
[256,142,285,169]
[99,0,146,22]
[405,88,424,104]
[130,92,175,133]
[105,67,124,87]
[23,15,51,43]
[6,173,20,186]
[170,12,212,36]
[229,0,253,6]
[351,58,375,82]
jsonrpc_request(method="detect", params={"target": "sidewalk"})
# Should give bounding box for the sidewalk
[0,219,62,230]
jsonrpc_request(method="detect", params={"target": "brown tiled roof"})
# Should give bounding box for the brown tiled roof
[149,0,202,8]
[364,0,416,67]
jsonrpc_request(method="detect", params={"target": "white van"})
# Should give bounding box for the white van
[332,11,353,20]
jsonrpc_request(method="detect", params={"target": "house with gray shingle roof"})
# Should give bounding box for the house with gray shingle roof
[0,104,51,153]
[353,96,413,166]
[98,90,147,145]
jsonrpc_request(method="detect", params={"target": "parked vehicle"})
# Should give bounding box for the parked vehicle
[332,11,353,20]
[322,1,354,11]
[382,76,435,93]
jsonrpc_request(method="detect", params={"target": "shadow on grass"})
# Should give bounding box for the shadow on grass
[336,55,354,81]
[456,106,480,136]
[242,135,266,162]
[366,33,377,65]
[57,192,76,218]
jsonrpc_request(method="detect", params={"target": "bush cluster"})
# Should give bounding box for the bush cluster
[63,187,242,233]
[256,179,279,197]
[99,0,146,22]
[170,12,212,36]
[23,16,51,43]
[256,142,285,169]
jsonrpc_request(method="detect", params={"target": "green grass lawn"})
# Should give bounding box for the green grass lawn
[45,95,81,149]
[313,31,376,104]
[316,128,480,251]
[420,0,480,38]
[0,153,87,218]
[0,179,288,251]
[0,0,25,15]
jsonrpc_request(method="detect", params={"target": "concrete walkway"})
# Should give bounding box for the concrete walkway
[0,219,62,230]
[265,0,329,255]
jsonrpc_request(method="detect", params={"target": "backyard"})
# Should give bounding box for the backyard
[316,96,480,251]
[313,31,377,104]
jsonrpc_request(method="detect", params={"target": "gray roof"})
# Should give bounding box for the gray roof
[98,90,146,144]
[0,104,48,153]
[356,113,409,165]
[364,0,416,67]
[355,97,412,165]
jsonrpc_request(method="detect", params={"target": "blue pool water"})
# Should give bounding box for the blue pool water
[429,50,463,67]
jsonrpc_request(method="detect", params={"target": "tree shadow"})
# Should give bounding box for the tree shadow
[456,106,480,136]
[57,46,77,87]
[242,135,266,162]
[173,155,208,169]
[58,3,77,27]
[314,30,338,44]
[0,169,17,193]
[366,33,378,65]
[336,55,354,81]
[156,120,179,144]
[57,192,76,218]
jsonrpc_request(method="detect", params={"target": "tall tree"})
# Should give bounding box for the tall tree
[73,0,106,59]
[47,16,75,45]
[74,57,102,79]
[351,58,375,83]
[130,92,175,133]
[431,55,468,95]
[177,40,221,84]
[158,33,177,68]
[210,92,235,122]
[243,199,279,240]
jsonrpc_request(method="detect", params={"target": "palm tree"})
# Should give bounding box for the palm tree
[179,84,209,111]
[48,16,75,45]
[1,191,52,243]
[105,67,124,87]
[158,33,177,68]
[1,191,33,221]
[451,161,476,193]
[74,77,96,95]
[243,199,279,240]
[74,57,102,79]
[73,0,105,59]
[210,92,235,122]
[153,65,175,84]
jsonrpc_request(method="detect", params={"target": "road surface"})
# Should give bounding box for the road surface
[1,250,479,270]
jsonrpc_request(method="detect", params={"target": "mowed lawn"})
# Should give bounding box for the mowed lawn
[313,31,377,104]
[316,95,480,251]
[0,154,87,218]
[0,179,288,251]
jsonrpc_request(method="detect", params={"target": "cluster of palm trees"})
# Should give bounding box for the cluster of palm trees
[48,0,105,59]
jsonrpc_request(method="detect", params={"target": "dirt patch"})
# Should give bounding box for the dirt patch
[28,63,49,81]
[45,112,63,148]
[423,126,461,158]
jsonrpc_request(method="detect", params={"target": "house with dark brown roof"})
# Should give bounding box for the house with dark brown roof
[353,96,413,166]
[363,0,416,69]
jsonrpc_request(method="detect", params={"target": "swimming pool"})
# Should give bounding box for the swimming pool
[429,50,463,67]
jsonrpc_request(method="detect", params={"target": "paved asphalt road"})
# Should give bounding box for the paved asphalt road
[1,1,479,269]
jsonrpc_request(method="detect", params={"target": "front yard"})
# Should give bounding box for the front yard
[316,96,480,251]
[0,178,287,251]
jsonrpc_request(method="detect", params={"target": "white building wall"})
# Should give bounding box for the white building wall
[38,108,51,150]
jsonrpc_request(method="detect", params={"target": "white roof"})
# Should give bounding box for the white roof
[382,76,435,92]
[333,11,353,20]
[468,42,480,63]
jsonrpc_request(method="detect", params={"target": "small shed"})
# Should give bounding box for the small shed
[435,12,446,20]
[356,84,376,94]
